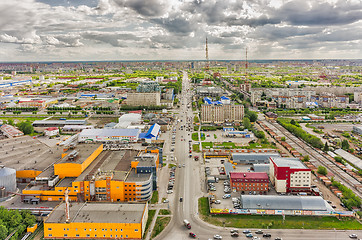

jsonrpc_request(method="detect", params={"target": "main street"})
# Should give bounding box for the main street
[155,72,361,240]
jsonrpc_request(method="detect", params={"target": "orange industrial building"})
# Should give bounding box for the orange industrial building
[22,143,160,203]
[44,202,148,239]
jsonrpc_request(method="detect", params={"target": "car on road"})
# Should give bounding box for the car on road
[163,199,169,203]
[166,190,173,194]
[243,230,251,234]
[213,235,222,240]
[230,229,238,233]
[180,197,183,202]
[189,232,196,238]
[253,237,260,240]
[214,200,221,204]
[274,238,282,240]
[349,234,358,238]
[255,230,263,234]
[263,233,271,238]
[246,233,253,238]
[231,232,239,237]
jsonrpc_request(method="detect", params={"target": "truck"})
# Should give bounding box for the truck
[183,219,191,229]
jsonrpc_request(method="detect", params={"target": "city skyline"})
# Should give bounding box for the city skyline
[1,0,362,61]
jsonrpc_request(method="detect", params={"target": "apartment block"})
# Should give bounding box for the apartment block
[201,104,244,124]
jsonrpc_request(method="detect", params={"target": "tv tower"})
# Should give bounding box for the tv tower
[245,47,248,79]
[205,37,209,71]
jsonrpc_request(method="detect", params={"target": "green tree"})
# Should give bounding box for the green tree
[247,111,258,122]
[243,117,251,130]
[341,139,350,150]
[334,156,343,163]
[17,121,34,135]
[323,142,329,152]
[281,137,286,141]
[317,166,328,176]
[290,119,297,125]
[0,224,7,239]
[255,130,265,139]
[303,155,310,162]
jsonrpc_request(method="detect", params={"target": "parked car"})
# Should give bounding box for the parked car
[263,233,271,238]
[189,232,196,238]
[255,230,263,234]
[214,200,221,204]
[214,235,222,240]
[243,230,251,234]
[349,234,358,239]
[230,229,239,233]
[231,232,239,237]
[246,233,253,238]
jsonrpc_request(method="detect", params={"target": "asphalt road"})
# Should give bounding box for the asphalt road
[155,73,362,240]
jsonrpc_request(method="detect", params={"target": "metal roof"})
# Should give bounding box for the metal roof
[79,128,140,137]
[270,157,308,169]
[230,172,268,180]
[45,202,146,223]
[241,195,328,211]
[232,153,280,162]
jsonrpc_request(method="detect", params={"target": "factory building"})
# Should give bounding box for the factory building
[44,202,148,239]
[22,145,160,203]
[269,157,311,193]
[231,153,280,165]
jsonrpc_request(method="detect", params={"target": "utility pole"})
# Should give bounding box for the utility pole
[205,37,209,71]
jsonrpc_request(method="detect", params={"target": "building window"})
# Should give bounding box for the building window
[64,234,68,237]
[48,228,52,231]
[76,234,79,237]
[48,234,52,237]
[87,234,90,237]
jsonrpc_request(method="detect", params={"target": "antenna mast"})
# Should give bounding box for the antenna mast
[245,47,248,79]
[205,37,209,71]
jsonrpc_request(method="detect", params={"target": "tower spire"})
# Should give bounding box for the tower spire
[205,37,209,71]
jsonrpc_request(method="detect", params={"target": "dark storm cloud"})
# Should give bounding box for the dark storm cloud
[226,15,281,27]
[151,16,195,35]
[277,0,362,26]
[112,0,166,17]
[250,25,323,41]
[82,31,140,47]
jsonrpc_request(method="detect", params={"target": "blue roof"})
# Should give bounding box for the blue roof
[221,96,229,100]
[144,123,160,138]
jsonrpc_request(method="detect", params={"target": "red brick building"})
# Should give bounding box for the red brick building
[229,172,269,193]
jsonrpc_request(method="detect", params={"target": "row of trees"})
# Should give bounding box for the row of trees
[47,106,82,111]
[332,180,361,210]
[5,107,38,112]
[0,207,36,240]
[278,118,324,149]
[119,105,167,111]
[92,106,111,111]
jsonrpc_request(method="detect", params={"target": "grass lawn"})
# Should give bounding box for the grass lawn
[151,217,171,239]
[194,115,199,123]
[159,209,171,215]
[150,191,159,204]
[192,144,200,152]
[214,134,217,139]
[198,198,362,230]
[168,164,176,168]
[192,133,199,141]
[0,117,47,122]
[143,210,156,239]
[202,142,213,149]
[200,133,206,141]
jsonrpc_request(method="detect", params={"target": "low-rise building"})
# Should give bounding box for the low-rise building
[269,157,311,193]
[229,172,269,193]
[44,127,59,137]
[44,202,148,239]
[78,129,140,143]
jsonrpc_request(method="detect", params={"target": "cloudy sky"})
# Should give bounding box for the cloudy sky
[0,0,362,61]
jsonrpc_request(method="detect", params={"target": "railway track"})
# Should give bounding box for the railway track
[263,120,362,199]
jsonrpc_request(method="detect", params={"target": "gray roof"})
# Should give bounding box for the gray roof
[252,164,270,173]
[271,157,308,169]
[232,153,280,162]
[45,202,146,223]
[241,195,328,211]
[79,128,140,137]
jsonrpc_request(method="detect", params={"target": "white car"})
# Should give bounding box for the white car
[163,199,169,203]
[214,235,222,240]
[166,190,173,194]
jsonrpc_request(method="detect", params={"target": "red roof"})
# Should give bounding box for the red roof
[129,110,142,114]
[230,172,268,180]
[45,127,59,131]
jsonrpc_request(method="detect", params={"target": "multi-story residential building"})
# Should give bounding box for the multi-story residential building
[269,157,311,193]
[251,88,348,109]
[201,103,244,124]
[126,92,161,106]
[229,172,269,193]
